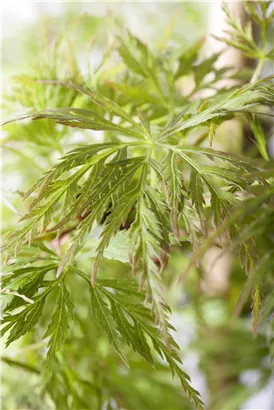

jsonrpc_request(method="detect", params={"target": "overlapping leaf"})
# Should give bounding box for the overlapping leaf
[160,79,274,139]
[73,270,203,409]
[3,108,145,140]
[2,11,274,409]
[128,185,172,341]
[2,142,145,266]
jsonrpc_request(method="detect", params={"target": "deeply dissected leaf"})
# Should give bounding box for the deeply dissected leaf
[91,180,144,285]
[43,282,74,384]
[2,9,274,409]
[174,39,203,80]
[89,283,128,366]
[160,79,274,139]
[3,293,48,347]
[163,151,184,239]
[3,108,145,140]
[74,270,203,408]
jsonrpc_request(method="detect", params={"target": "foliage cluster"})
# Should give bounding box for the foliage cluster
[1,2,274,409]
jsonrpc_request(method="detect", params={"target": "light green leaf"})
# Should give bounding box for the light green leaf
[3,108,145,140]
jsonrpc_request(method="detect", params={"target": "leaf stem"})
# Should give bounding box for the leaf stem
[149,147,157,189]
[251,57,264,84]
[251,16,266,85]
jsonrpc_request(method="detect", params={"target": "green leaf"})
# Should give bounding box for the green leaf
[43,282,74,385]
[128,188,172,344]
[37,80,144,131]
[109,299,154,365]
[3,295,47,347]
[163,151,184,239]
[212,2,273,60]
[1,357,40,374]
[252,285,261,335]
[3,270,47,313]
[3,108,145,140]
[73,269,203,409]
[2,143,147,262]
[117,30,153,78]
[160,79,273,139]
[249,114,269,160]
[57,158,144,278]
[118,38,148,78]
[89,284,128,366]
[174,39,203,80]
[137,108,151,137]
[189,169,205,231]
[194,52,221,87]
[91,166,145,285]
[176,145,258,173]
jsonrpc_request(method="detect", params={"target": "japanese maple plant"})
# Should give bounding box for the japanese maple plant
[2,2,274,409]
